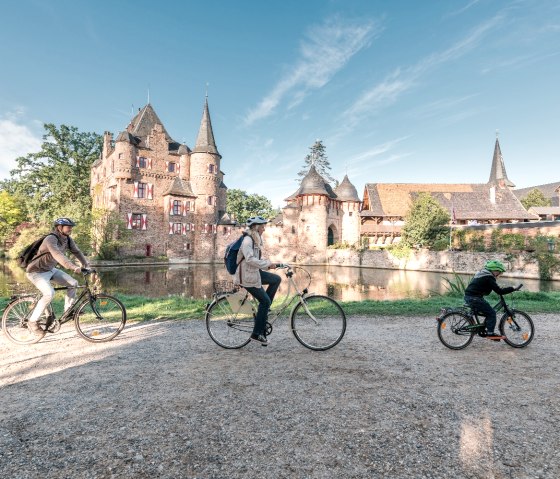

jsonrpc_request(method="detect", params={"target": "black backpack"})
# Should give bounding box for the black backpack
[17,233,58,269]
[224,233,253,275]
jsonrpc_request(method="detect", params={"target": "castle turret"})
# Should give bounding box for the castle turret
[190,97,222,260]
[113,131,136,180]
[334,175,361,245]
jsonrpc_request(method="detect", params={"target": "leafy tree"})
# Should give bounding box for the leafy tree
[0,191,26,248]
[91,208,131,260]
[520,189,551,209]
[3,124,102,240]
[297,140,335,184]
[401,193,451,249]
[226,189,278,225]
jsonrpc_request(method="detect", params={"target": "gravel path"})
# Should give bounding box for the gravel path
[1,313,559,479]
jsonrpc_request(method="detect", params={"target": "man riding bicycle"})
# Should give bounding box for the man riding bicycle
[464,260,519,341]
[25,218,89,336]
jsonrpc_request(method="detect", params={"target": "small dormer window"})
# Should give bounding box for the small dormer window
[168,162,176,173]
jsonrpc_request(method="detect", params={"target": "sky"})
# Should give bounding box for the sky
[1,0,559,208]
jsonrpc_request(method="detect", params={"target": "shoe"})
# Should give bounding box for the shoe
[26,321,44,336]
[486,332,505,341]
[250,334,268,346]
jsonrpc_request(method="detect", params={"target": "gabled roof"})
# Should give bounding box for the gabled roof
[334,175,360,202]
[193,97,221,157]
[162,177,196,197]
[488,138,515,188]
[125,104,182,152]
[361,183,538,221]
[513,181,560,206]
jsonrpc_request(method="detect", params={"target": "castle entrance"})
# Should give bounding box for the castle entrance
[327,227,335,246]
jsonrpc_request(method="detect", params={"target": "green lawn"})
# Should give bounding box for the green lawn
[2,291,558,322]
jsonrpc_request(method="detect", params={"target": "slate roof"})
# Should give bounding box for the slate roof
[285,165,338,200]
[488,138,515,187]
[513,182,560,206]
[193,97,221,157]
[333,175,360,202]
[124,104,183,152]
[361,183,538,221]
[162,177,196,197]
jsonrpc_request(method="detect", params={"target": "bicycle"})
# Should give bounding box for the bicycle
[2,269,127,345]
[436,284,534,350]
[205,265,347,351]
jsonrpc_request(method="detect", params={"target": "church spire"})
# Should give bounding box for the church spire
[488,136,515,188]
[193,96,221,158]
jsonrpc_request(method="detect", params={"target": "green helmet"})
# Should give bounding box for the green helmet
[484,260,506,273]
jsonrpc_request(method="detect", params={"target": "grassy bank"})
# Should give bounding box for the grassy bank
[2,291,558,322]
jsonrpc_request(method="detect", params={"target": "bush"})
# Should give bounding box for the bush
[7,224,51,259]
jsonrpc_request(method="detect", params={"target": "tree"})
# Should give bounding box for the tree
[297,140,335,184]
[91,208,131,260]
[521,189,551,209]
[0,191,26,248]
[3,123,102,238]
[401,193,451,249]
[226,189,277,225]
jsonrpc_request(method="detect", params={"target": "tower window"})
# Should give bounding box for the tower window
[172,223,182,235]
[137,182,147,198]
[138,157,147,168]
[131,214,143,230]
[208,164,215,174]
[168,162,176,173]
[207,196,213,205]
[172,200,181,215]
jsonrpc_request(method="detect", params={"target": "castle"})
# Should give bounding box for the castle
[91,101,542,263]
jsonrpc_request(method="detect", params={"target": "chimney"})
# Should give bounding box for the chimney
[489,186,496,204]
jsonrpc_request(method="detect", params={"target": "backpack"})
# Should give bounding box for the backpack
[224,233,253,275]
[17,233,58,269]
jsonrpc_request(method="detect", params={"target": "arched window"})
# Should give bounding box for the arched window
[327,227,334,246]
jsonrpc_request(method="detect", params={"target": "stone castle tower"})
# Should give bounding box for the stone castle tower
[90,98,227,260]
[278,166,361,263]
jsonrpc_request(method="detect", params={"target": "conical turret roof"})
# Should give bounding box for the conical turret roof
[488,138,515,188]
[193,97,221,157]
[334,175,360,201]
[285,165,337,200]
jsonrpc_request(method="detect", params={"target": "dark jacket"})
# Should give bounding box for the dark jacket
[26,229,88,273]
[464,269,515,298]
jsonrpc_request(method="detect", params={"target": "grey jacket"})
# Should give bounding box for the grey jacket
[26,230,88,273]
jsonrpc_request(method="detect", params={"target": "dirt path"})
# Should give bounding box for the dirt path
[1,314,558,478]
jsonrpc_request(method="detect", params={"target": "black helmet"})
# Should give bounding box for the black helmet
[54,217,76,227]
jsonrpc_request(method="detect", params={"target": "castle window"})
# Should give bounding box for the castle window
[172,200,181,215]
[138,157,147,168]
[208,164,215,174]
[207,196,213,205]
[349,212,353,216]
[137,182,147,198]
[168,162,176,173]
[119,153,123,159]
[172,223,182,235]
[131,214,143,230]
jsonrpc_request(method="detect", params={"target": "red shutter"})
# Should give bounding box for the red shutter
[141,214,147,230]
[133,181,139,198]
[182,224,187,235]
[147,183,153,200]
[168,197,173,213]
[135,156,140,167]
[147,158,152,169]
[182,200,187,216]
[169,222,173,235]
[191,223,195,231]
[127,213,133,229]
[212,225,217,234]
[176,163,180,175]
[165,161,169,171]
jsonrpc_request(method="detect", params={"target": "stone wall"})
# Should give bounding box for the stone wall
[326,249,560,281]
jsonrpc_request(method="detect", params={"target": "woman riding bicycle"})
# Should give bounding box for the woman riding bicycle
[464,260,520,341]
[234,216,283,346]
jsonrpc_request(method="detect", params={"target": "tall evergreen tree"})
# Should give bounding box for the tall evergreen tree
[297,140,335,183]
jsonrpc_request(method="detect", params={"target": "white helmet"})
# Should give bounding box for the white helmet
[246,216,268,227]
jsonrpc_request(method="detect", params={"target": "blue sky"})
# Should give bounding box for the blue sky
[1,0,559,207]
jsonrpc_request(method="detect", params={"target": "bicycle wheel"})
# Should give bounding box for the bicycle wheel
[290,295,346,351]
[2,297,45,345]
[499,310,534,348]
[437,311,475,350]
[206,296,254,349]
[74,294,127,343]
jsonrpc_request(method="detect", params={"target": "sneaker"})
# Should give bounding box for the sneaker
[486,332,505,341]
[26,321,44,336]
[250,334,268,346]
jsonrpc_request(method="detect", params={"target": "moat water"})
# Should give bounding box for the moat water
[2,261,559,301]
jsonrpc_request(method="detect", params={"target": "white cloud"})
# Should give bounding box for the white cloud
[0,112,42,180]
[342,15,503,126]
[244,16,380,125]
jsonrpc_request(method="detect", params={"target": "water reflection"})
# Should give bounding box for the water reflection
[2,261,558,301]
